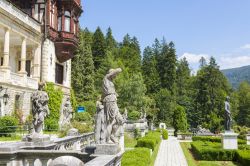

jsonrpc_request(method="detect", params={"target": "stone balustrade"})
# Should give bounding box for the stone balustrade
[0,0,41,32]
[53,132,95,151]
[0,71,38,90]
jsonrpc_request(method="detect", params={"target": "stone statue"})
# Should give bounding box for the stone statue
[225,96,232,131]
[95,98,106,144]
[102,68,125,143]
[61,97,73,128]
[31,83,49,135]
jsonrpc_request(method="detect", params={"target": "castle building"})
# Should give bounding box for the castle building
[0,0,82,121]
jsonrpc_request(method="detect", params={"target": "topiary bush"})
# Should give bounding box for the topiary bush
[192,136,221,142]
[71,121,93,134]
[162,129,168,140]
[121,148,151,166]
[192,136,247,145]
[137,138,156,150]
[79,101,96,116]
[74,112,92,122]
[0,116,19,136]
[235,150,250,165]
[136,131,161,150]
[191,141,236,161]
[44,82,63,131]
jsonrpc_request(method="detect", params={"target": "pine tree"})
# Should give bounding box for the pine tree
[105,27,116,50]
[192,57,230,128]
[142,46,160,95]
[72,29,95,102]
[157,41,177,94]
[92,27,106,70]
[236,81,250,127]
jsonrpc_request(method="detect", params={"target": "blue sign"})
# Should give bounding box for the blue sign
[77,106,85,113]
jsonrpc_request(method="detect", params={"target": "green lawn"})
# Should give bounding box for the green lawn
[124,132,137,148]
[180,142,241,166]
[0,135,21,141]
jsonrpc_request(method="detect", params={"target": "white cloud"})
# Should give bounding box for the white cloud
[240,44,250,49]
[219,56,250,69]
[178,52,209,64]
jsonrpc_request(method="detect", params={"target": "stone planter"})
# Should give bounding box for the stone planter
[247,134,250,145]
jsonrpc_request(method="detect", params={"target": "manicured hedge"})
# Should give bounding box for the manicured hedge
[192,136,246,145]
[162,129,168,140]
[0,116,19,136]
[191,141,236,161]
[192,136,221,143]
[136,131,161,150]
[121,148,151,166]
[235,150,250,165]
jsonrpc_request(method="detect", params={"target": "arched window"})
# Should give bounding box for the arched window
[64,11,71,32]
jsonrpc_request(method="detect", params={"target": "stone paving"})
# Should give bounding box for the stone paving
[154,136,188,166]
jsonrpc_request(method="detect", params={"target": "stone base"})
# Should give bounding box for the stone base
[95,144,120,155]
[247,134,250,145]
[221,131,238,150]
[22,133,54,148]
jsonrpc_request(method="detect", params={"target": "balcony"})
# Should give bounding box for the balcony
[0,70,38,90]
[55,31,78,63]
[0,0,41,33]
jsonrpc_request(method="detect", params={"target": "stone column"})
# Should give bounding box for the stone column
[33,44,41,80]
[2,27,10,69]
[19,37,27,75]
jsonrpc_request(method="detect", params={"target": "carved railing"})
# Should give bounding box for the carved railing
[9,72,38,90]
[0,0,41,32]
[53,132,95,151]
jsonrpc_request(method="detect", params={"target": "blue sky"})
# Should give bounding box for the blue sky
[80,0,250,72]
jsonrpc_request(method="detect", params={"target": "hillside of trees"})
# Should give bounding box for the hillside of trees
[71,27,250,133]
[222,65,250,89]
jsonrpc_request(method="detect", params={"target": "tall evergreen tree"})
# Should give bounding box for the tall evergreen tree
[192,57,230,128]
[105,27,116,50]
[142,46,160,95]
[157,41,177,94]
[236,81,250,127]
[92,27,106,70]
[72,29,95,102]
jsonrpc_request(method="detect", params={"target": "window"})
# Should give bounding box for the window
[55,63,64,84]
[0,57,3,66]
[26,60,31,77]
[50,2,55,28]
[58,16,62,31]
[64,11,71,32]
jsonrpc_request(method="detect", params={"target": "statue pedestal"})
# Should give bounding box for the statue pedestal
[95,144,120,155]
[221,131,238,150]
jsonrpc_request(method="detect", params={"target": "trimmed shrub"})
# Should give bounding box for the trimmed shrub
[0,116,19,136]
[162,129,168,140]
[137,138,156,150]
[192,136,221,142]
[71,121,93,133]
[74,112,92,122]
[191,141,236,161]
[192,136,247,145]
[121,148,151,166]
[235,150,250,165]
[79,101,96,116]
[136,131,161,150]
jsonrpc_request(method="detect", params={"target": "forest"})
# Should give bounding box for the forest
[71,27,250,134]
